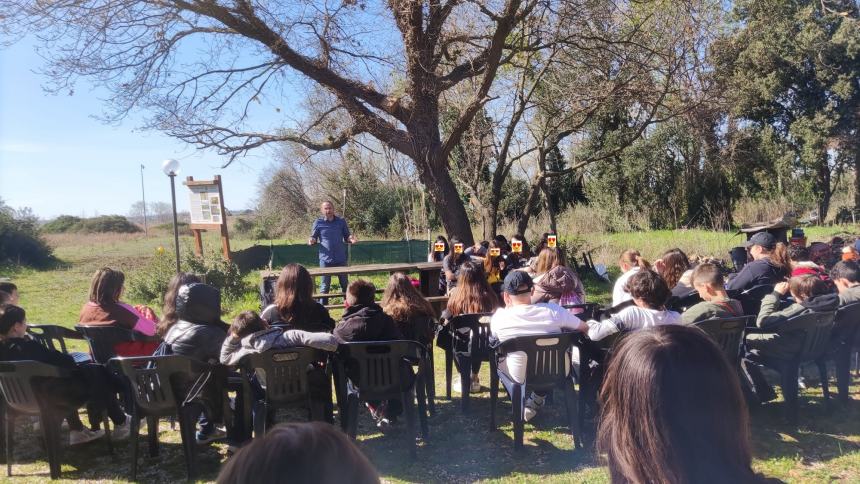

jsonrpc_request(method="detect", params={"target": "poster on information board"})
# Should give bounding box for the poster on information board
[183,175,231,259]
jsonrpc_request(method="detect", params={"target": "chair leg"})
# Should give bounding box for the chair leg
[130,415,140,481]
[178,405,197,481]
[489,359,499,431]
[835,345,852,403]
[564,381,580,449]
[41,412,62,480]
[103,415,113,455]
[511,385,524,450]
[415,374,429,438]
[346,395,359,439]
[6,413,13,477]
[779,363,800,427]
[147,416,159,457]
[252,401,267,439]
[403,391,417,459]
[815,359,830,409]
[445,347,453,399]
[426,352,436,416]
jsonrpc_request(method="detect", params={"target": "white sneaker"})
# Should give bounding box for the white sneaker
[69,428,104,445]
[524,392,546,422]
[111,414,132,440]
[470,374,481,393]
[452,375,463,394]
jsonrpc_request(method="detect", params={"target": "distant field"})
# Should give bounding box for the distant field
[1,226,859,483]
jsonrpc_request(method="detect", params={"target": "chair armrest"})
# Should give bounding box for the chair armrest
[744,327,770,335]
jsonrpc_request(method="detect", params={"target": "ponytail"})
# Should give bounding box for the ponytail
[637,257,652,271]
[769,242,791,271]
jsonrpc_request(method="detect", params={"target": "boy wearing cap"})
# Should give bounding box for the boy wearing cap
[489,271,586,421]
[726,232,790,292]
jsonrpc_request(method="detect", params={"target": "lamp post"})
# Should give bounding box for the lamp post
[162,159,181,274]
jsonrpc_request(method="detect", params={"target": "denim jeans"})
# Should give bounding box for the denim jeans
[318,260,349,305]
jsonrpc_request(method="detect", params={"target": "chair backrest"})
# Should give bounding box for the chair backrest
[562,303,601,321]
[777,311,836,361]
[75,324,157,363]
[495,332,578,388]
[244,347,324,406]
[27,325,83,354]
[109,355,200,416]
[602,299,635,319]
[832,302,860,344]
[693,316,750,364]
[731,284,775,316]
[336,340,425,400]
[448,313,494,361]
[0,361,68,415]
[667,291,703,313]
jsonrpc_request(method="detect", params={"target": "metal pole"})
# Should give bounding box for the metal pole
[169,173,181,273]
[140,164,148,236]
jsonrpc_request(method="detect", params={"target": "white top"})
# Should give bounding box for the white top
[490,303,586,383]
[612,267,640,307]
[586,305,682,341]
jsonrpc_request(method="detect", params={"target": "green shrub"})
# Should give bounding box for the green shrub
[232,217,255,236]
[78,215,141,233]
[127,247,249,306]
[41,215,83,233]
[0,202,53,266]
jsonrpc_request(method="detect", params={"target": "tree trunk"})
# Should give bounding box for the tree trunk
[539,178,557,234]
[854,142,860,211]
[818,154,832,224]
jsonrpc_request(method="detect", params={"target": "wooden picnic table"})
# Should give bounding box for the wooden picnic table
[261,261,446,311]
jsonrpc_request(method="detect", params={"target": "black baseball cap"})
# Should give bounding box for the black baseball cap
[502,271,534,295]
[744,232,777,250]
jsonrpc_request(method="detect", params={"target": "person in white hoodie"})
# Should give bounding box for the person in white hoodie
[588,269,682,342]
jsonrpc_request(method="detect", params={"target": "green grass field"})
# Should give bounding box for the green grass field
[1,227,860,483]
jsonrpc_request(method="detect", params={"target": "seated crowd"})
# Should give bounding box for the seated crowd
[0,230,859,483]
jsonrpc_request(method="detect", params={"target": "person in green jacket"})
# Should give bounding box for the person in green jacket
[681,263,743,325]
[742,275,839,402]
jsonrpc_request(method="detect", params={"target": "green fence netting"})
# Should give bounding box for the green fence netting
[269,240,431,268]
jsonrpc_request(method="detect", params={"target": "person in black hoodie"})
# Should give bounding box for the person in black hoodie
[726,232,791,292]
[334,280,402,426]
[0,304,130,445]
[162,283,229,444]
[742,275,840,403]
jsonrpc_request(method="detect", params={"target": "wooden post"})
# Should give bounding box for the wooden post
[192,229,204,257]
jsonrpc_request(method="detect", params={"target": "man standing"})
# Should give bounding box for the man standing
[309,201,357,304]
[489,271,586,421]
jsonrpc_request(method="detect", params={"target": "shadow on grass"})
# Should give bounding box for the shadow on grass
[355,390,597,483]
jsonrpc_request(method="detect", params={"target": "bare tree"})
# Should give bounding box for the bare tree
[1,0,561,245]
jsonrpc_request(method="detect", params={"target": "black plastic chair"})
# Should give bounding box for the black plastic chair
[744,311,836,425]
[109,355,207,481]
[815,303,860,404]
[562,303,601,321]
[334,341,428,457]
[242,347,330,437]
[75,324,161,363]
[728,284,776,319]
[489,333,580,450]
[693,316,750,366]
[667,291,703,313]
[28,325,92,364]
[444,313,493,412]
[575,330,627,443]
[0,360,112,479]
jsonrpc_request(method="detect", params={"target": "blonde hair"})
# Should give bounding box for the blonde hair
[620,249,651,271]
[536,247,565,275]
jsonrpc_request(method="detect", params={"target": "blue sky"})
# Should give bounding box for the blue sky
[0,37,274,219]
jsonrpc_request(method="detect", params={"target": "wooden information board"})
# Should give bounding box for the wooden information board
[184,175,231,260]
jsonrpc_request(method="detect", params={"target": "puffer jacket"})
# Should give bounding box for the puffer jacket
[531,265,585,305]
[333,303,402,343]
[164,283,228,363]
[220,327,338,366]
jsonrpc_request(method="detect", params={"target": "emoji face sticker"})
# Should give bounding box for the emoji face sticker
[434,242,445,252]
[512,241,522,253]
[547,235,557,248]
[454,243,464,254]
[489,247,501,257]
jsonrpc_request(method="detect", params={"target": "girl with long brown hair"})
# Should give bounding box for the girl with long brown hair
[261,263,335,332]
[380,272,436,344]
[599,325,768,484]
[655,248,693,296]
[441,261,500,393]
